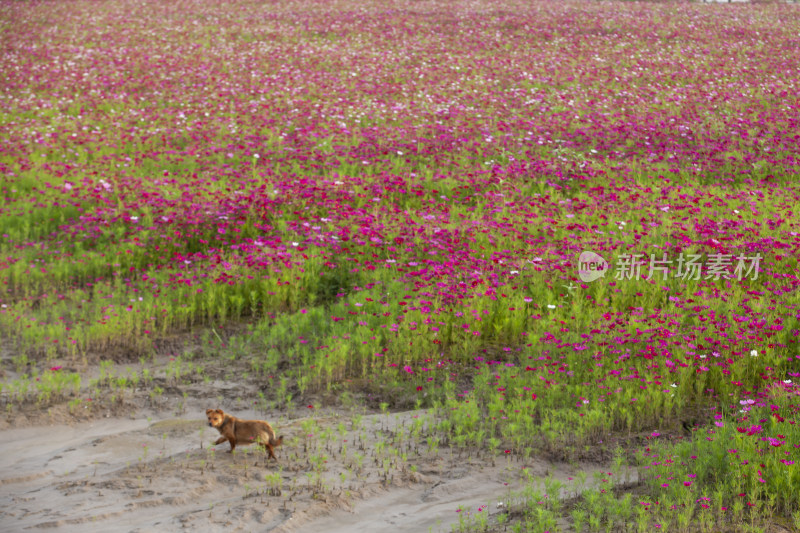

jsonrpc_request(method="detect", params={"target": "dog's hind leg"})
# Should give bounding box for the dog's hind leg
[258,439,277,460]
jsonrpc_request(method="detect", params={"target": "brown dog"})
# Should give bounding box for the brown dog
[206,409,283,460]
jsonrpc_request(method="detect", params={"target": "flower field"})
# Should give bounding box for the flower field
[1,0,800,530]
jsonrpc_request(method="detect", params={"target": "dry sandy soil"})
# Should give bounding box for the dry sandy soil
[0,355,616,532]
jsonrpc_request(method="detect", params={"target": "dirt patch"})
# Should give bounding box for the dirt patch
[0,403,618,532]
[0,353,627,532]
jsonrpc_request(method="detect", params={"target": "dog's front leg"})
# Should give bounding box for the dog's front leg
[214,436,227,445]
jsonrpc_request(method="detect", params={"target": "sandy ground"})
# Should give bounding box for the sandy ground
[0,352,625,532]
[0,405,608,533]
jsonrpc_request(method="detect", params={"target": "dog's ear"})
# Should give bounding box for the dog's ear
[206,409,214,415]
[215,409,223,415]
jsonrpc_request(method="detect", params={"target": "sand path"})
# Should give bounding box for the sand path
[0,408,605,532]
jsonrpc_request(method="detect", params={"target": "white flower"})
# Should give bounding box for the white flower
[671,383,677,388]
[547,305,556,309]
[784,380,792,384]
[291,242,299,247]
[750,350,758,357]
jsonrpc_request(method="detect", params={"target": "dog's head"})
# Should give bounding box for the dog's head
[206,408,225,428]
